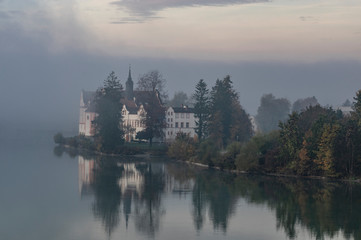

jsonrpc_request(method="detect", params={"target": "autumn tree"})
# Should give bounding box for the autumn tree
[314,124,340,176]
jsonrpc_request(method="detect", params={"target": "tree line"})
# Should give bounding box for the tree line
[169,78,361,178]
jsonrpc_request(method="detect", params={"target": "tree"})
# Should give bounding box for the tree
[315,123,340,176]
[292,96,319,113]
[192,79,210,141]
[208,76,252,148]
[140,91,166,146]
[168,91,189,107]
[208,76,238,148]
[93,71,124,153]
[137,70,168,100]
[256,94,290,133]
[230,100,253,143]
[279,112,301,166]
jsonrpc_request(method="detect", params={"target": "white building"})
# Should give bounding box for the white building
[164,106,197,142]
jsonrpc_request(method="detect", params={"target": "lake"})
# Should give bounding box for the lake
[0,130,360,240]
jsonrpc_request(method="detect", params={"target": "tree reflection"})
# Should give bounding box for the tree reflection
[62,147,361,240]
[91,157,123,238]
[133,163,166,238]
[233,176,361,240]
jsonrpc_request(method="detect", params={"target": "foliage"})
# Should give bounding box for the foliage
[215,142,242,170]
[208,76,252,148]
[167,132,197,160]
[255,93,290,133]
[139,91,166,146]
[197,139,220,166]
[53,132,65,144]
[93,71,124,153]
[292,96,319,113]
[235,131,280,172]
[192,79,210,141]
[168,91,190,107]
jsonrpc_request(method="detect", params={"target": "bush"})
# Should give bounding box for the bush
[197,140,220,166]
[235,131,280,172]
[168,133,197,160]
[53,132,65,144]
[215,142,242,170]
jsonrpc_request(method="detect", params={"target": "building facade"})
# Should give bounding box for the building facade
[164,106,196,142]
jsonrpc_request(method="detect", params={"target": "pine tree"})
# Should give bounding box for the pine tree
[208,76,252,148]
[93,71,124,152]
[192,79,210,141]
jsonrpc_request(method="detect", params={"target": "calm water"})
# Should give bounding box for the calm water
[0,130,360,240]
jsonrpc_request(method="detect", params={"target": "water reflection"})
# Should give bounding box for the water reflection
[73,151,361,239]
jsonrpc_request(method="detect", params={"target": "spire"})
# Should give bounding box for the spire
[126,64,134,99]
[127,64,132,82]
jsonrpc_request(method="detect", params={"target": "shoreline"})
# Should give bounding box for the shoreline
[58,143,361,183]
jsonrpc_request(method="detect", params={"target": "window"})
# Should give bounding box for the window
[168,112,170,116]
[167,124,169,128]
[186,122,189,128]
[186,113,190,119]
[168,118,170,122]
[171,112,173,116]
[181,122,184,128]
[175,113,179,118]
[181,113,184,118]
[171,118,173,122]
[171,124,173,128]
[87,115,89,120]
[175,122,178,128]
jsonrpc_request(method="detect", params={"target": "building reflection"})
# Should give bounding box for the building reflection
[78,156,95,197]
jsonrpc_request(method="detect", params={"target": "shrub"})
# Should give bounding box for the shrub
[53,132,65,144]
[168,133,197,160]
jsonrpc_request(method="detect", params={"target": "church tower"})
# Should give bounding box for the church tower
[125,65,134,100]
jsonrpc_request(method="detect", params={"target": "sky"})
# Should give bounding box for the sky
[0,0,360,131]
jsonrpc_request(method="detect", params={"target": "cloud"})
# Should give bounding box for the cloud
[111,0,269,21]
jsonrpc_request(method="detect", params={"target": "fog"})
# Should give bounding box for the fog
[1,0,360,133]
[1,47,360,132]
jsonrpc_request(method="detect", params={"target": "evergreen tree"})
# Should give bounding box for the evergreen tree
[209,76,237,148]
[192,79,210,141]
[208,76,252,148]
[93,71,124,152]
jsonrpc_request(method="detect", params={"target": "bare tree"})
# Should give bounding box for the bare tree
[137,70,168,100]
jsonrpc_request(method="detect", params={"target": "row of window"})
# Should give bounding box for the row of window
[124,120,144,128]
[175,113,190,119]
[166,122,190,128]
